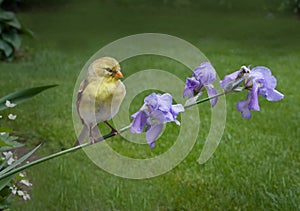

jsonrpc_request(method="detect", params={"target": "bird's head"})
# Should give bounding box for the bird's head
[88,57,124,79]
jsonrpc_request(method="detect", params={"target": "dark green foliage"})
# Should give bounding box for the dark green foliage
[0,132,23,152]
[0,0,32,61]
[281,0,300,15]
[0,85,56,209]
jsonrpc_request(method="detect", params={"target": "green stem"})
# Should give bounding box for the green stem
[0,125,131,180]
[0,91,229,181]
[184,91,227,109]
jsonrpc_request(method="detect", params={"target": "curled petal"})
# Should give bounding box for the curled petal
[182,88,193,99]
[236,93,252,118]
[164,104,184,125]
[193,62,216,85]
[206,85,218,107]
[157,93,172,112]
[144,93,158,111]
[162,111,174,123]
[146,122,164,148]
[171,104,184,116]
[252,66,274,86]
[249,82,260,111]
[150,110,166,123]
[130,110,149,133]
[264,89,284,101]
[183,77,200,98]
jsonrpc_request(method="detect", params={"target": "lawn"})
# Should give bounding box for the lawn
[0,0,299,210]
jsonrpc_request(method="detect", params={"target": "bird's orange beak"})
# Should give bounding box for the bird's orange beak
[115,70,124,79]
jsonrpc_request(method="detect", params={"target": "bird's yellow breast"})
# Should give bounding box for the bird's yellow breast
[78,76,125,123]
[85,78,117,102]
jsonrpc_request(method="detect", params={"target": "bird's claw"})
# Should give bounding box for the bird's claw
[89,137,96,144]
[111,130,119,135]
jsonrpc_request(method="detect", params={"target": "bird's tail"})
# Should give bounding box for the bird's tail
[73,125,88,147]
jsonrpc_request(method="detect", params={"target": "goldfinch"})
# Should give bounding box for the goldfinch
[74,57,126,146]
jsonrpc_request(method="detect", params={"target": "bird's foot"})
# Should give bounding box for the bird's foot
[110,129,119,135]
[104,121,119,135]
[89,136,96,144]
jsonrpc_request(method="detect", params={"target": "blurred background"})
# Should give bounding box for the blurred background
[0,0,299,210]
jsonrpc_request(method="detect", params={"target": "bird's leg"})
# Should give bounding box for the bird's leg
[90,125,102,143]
[91,125,101,140]
[104,121,119,135]
[74,124,88,146]
[89,127,96,144]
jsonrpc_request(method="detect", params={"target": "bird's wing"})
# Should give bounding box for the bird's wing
[76,79,89,123]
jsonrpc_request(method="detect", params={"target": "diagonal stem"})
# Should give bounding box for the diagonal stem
[0,125,132,180]
[0,91,230,181]
[184,91,227,109]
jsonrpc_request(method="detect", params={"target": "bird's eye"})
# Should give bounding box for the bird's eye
[105,68,113,73]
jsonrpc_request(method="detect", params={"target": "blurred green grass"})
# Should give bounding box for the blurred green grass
[0,0,299,210]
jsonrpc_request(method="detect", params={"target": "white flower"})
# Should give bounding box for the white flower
[8,114,17,120]
[20,179,32,187]
[5,100,16,108]
[17,190,30,200]
[23,192,31,200]
[19,172,25,177]
[17,190,24,196]
[2,151,15,165]
[9,185,17,195]
[3,151,13,157]
[0,115,2,118]
[0,132,6,136]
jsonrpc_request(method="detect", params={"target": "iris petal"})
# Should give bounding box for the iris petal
[207,85,218,107]
[131,93,184,147]
[265,89,284,101]
[249,82,260,111]
[130,110,149,133]
[236,93,252,118]
[193,62,216,85]
[146,122,164,148]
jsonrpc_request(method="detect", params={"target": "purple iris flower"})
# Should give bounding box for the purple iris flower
[221,65,284,118]
[130,93,184,148]
[183,62,218,107]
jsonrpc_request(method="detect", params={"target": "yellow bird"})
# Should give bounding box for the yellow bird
[74,57,126,146]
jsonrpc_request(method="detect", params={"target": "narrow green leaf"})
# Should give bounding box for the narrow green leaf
[0,145,24,152]
[20,27,35,38]
[0,175,12,191]
[0,39,13,57]
[0,154,12,170]
[0,0,4,5]
[0,143,89,181]
[0,144,41,176]
[0,85,58,111]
